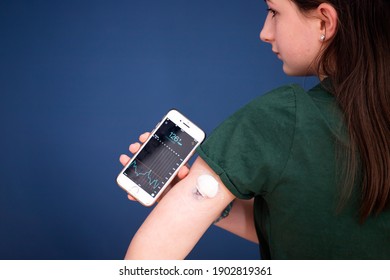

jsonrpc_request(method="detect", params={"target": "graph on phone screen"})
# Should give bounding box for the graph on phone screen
[128,161,162,189]
[123,118,197,196]
[127,139,182,191]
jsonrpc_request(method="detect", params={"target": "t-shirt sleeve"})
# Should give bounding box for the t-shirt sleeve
[196,85,298,199]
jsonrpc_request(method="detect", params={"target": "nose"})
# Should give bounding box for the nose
[259,16,273,43]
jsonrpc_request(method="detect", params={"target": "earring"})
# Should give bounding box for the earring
[320,34,326,42]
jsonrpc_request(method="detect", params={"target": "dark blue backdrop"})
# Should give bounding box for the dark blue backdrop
[0,0,317,259]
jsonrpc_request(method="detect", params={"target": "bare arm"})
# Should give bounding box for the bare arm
[125,157,235,259]
[215,198,258,244]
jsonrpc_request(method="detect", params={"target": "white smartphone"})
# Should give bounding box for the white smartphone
[116,109,206,206]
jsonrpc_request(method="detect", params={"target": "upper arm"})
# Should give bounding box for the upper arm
[125,156,236,259]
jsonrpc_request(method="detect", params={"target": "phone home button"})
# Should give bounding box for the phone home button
[130,186,139,194]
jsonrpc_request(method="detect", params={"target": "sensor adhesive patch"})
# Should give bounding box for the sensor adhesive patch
[195,174,219,198]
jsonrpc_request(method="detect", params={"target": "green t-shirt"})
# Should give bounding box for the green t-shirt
[197,82,390,259]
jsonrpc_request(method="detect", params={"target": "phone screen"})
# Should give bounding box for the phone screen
[123,118,198,197]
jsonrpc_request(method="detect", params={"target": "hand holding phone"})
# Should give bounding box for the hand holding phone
[117,109,205,206]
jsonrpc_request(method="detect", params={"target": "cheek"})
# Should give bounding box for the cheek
[285,26,313,54]
[279,30,319,74]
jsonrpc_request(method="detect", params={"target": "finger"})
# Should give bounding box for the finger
[119,154,130,166]
[139,132,150,143]
[129,142,141,154]
[177,165,190,179]
[127,194,137,201]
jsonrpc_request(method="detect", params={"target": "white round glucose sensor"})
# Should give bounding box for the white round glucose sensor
[196,174,219,198]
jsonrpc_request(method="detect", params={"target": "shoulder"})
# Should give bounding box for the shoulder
[243,84,301,112]
[203,83,309,148]
[224,84,303,131]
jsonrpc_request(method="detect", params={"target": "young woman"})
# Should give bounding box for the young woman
[119,0,389,259]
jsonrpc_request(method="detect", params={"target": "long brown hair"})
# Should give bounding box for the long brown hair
[293,0,390,222]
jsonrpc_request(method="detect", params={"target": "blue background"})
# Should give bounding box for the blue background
[0,0,317,259]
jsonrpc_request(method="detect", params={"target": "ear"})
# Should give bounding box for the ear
[316,3,338,41]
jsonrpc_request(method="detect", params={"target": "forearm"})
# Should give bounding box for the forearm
[214,199,258,244]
